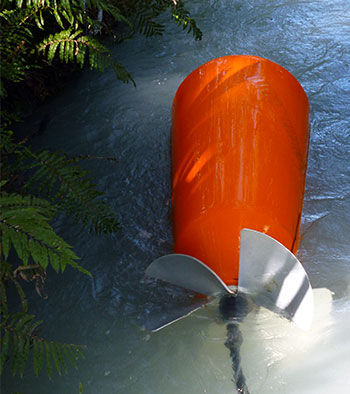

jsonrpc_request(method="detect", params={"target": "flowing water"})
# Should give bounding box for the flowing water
[4,1,350,393]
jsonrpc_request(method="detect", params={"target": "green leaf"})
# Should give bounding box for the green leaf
[39,9,44,27]
[171,4,202,40]
[29,319,42,336]
[13,279,28,313]
[20,232,29,266]
[54,343,67,374]
[9,227,23,260]
[15,313,34,331]
[61,9,74,25]
[45,341,52,379]
[9,312,25,329]
[28,239,43,267]
[0,331,10,375]
[33,339,40,376]
[48,42,60,62]
[33,339,45,376]
[59,38,66,62]
[53,9,64,29]
[0,280,8,315]
[39,245,49,270]
[19,337,30,377]
[62,345,77,368]
[74,263,92,278]
[51,342,61,375]
[1,229,11,259]
[66,40,73,63]
[48,249,60,272]
[34,12,44,30]
[112,62,135,87]
[12,333,24,376]
[72,344,85,360]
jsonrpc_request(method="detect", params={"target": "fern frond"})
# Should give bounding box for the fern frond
[0,329,10,375]
[88,0,132,28]
[134,3,166,37]
[118,0,202,40]
[12,277,29,313]
[20,147,119,235]
[137,13,165,37]
[0,278,9,317]
[0,9,34,86]
[112,62,136,86]
[37,29,119,75]
[0,310,85,377]
[38,29,82,63]
[0,191,91,275]
[2,132,119,236]
[171,2,202,40]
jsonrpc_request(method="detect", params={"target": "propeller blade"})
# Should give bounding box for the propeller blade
[238,229,314,331]
[145,254,235,297]
[145,229,314,331]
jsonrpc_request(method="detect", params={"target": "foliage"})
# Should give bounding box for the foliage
[0,190,90,275]
[0,133,106,379]
[122,0,202,39]
[2,129,120,235]
[0,129,120,380]
[0,258,85,378]
[0,308,85,378]
[0,0,202,99]
[21,149,119,235]
[0,0,201,386]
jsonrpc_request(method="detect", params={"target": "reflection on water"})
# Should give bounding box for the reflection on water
[4,0,350,393]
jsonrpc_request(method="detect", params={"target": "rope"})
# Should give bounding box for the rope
[225,322,250,394]
[220,294,251,394]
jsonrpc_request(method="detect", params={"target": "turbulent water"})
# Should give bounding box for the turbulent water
[4,1,350,393]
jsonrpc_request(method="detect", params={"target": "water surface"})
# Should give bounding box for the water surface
[4,1,350,393]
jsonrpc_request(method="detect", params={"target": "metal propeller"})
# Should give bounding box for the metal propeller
[144,229,316,394]
[145,228,314,331]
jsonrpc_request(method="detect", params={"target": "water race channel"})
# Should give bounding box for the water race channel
[5,1,350,393]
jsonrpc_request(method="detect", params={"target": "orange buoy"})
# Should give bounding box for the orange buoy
[171,55,310,286]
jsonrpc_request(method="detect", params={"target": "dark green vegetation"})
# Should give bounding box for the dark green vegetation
[0,0,201,386]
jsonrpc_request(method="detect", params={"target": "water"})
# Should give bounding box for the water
[4,1,350,393]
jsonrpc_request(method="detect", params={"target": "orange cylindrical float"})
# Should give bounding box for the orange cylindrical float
[171,55,309,287]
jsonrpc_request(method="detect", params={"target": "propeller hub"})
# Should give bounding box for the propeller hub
[219,293,250,323]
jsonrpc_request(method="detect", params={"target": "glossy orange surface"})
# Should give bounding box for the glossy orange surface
[171,55,310,286]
